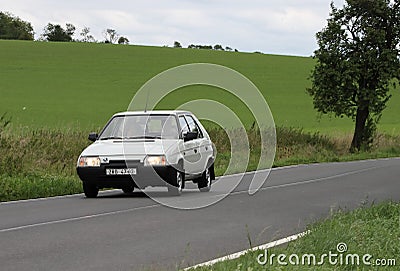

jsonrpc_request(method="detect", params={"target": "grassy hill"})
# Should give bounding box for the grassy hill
[0,40,399,134]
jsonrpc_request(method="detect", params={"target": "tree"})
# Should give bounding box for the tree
[80,26,95,42]
[0,12,34,40]
[213,44,224,50]
[118,36,129,44]
[173,41,182,48]
[103,29,119,44]
[41,23,76,42]
[307,0,400,151]
[187,44,212,50]
[65,23,75,37]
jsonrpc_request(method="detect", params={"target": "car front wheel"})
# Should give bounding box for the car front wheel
[167,167,184,196]
[198,165,213,192]
[122,187,135,194]
[83,182,99,198]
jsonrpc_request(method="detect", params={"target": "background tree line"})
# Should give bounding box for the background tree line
[173,41,238,52]
[0,11,129,44]
[0,11,235,50]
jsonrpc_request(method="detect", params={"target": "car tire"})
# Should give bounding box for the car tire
[198,164,213,192]
[122,187,134,194]
[83,182,99,198]
[167,167,184,196]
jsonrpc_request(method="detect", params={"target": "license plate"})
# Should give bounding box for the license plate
[106,168,137,176]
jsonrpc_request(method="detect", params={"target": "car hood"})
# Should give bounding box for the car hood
[80,139,179,160]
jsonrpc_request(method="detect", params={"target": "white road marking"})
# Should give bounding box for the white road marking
[0,189,121,206]
[0,204,159,233]
[242,165,383,194]
[184,231,309,270]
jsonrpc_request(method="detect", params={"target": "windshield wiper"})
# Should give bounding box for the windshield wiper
[125,136,163,139]
[100,136,123,140]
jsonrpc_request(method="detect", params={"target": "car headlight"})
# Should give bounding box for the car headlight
[78,156,101,167]
[144,155,166,166]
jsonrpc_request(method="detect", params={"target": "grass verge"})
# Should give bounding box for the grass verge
[0,174,82,202]
[1,126,400,202]
[188,201,400,270]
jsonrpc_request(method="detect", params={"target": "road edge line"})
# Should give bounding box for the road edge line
[184,230,309,270]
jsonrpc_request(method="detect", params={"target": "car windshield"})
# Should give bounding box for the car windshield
[99,115,179,140]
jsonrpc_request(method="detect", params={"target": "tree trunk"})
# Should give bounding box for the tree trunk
[350,103,369,152]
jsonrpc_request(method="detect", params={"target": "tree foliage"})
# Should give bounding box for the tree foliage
[41,23,76,42]
[0,12,34,40]
[80,26,95,42]
[187,44,235,51]
[103,29,119,44]
[308,0,400,151]
[188,44,213,49]
[173,41,182,48]
[118,36,129,44]
[213,44,224,51]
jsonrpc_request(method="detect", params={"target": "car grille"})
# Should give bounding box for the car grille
[105,160,141,169]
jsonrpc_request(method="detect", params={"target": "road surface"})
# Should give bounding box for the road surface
[0,158,399,270]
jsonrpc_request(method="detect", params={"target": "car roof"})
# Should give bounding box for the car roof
[112,110,192,117]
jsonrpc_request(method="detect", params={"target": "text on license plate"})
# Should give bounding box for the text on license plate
[106,168,137,175]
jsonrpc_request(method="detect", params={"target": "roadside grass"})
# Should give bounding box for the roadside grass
[0,174,82,202]
[1,125,400,202]
[0,128,87,201]
[188,200,400,270]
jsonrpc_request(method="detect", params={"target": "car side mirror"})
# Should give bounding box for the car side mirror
[88,132,98,142]
[183,131,198,142]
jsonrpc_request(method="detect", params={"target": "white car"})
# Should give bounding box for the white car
[76,110,215,197]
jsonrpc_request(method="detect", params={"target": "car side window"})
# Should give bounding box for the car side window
[185,115,203,138]
[179,116,189,134]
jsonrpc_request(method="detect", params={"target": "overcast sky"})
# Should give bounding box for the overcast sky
[1,0,345,56]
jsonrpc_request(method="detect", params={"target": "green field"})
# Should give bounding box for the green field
[1,40,399,134]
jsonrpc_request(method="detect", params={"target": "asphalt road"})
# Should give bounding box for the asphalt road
[1,158,399,271]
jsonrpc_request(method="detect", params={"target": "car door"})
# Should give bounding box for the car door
[186,114,213,173]
[178,115,202,175]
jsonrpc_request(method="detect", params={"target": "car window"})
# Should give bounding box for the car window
[100,117,124,138]
[147,119,162,134]
[179,116,189,134]
[123,116,146,138]
[99,115,179,139]
[160,115,179,139]
[185,115,203,138]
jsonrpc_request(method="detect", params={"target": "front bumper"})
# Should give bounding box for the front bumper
[76,160,173,189]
